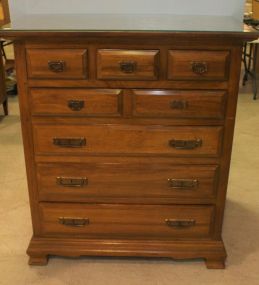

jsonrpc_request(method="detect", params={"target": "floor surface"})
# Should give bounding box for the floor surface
[0,81,259,284]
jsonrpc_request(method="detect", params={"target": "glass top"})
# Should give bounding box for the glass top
[3,14,244,32]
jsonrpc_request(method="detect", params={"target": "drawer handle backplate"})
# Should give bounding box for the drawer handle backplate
[168,179,198,188]
[56,177,88,187]
[169,139,202,150]
[120,61,137,73]
[59,217,89,227]
[68,100,85,111]
[48,60,66,73]
[53,138,86,148]
[191,61,208,75]
[170,100,189,110]
[165,219,196,228]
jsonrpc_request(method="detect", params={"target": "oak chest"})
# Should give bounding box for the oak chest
[2,22,257,269]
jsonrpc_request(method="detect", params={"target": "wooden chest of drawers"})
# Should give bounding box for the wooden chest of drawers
[3,27,256,269]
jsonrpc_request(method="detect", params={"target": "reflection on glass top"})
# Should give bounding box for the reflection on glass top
[4,14,244,32]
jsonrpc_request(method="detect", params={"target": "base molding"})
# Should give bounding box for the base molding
[27,237,226,268]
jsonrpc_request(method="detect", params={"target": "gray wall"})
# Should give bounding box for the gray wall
[8,0,245,21]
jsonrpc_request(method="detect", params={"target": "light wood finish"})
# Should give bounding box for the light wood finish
[30,88,123,117]
[131,90,226,119]
[97,49,159,80]
[36,162,219,202]
[168,50,230,80]
[28,255,48,266]
[252,0,259,20]
[205,258,226,269]
[0,0,10,26]
[1,26,257,268]
[26,49,88,79]
[39,203,214,239]
[33,124,223,157]
[27,237,226,267]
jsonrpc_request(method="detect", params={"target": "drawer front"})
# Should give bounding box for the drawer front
[97,49,159,80]
[39,203,214,239]
[132,90,226,119]
[33,125,223,157]
[30,89,122,117]
[168,50,230,80]
[37,163,219,201]
[26,49,87,79]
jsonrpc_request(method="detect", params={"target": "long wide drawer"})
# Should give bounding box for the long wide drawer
[39,203,215,239]
[30,88,123,117]
[33,125,223,157]
[37,162,219,202]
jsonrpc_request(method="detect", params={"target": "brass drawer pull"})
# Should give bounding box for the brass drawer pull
[120,61,137,73]
[68,100,85,111]
[168,179,198,188]
[170,100,189,110]
[165,219,196,228]
[53,137,86,148]
[169,139,202,150]
[48,60,66,73]
[59,217,89,227]
[191,61,208,75]
[56,177,88,187]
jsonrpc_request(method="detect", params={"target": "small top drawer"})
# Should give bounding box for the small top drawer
[26,49,87,79]
[97,49,159,80]
[168,50,230,81]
